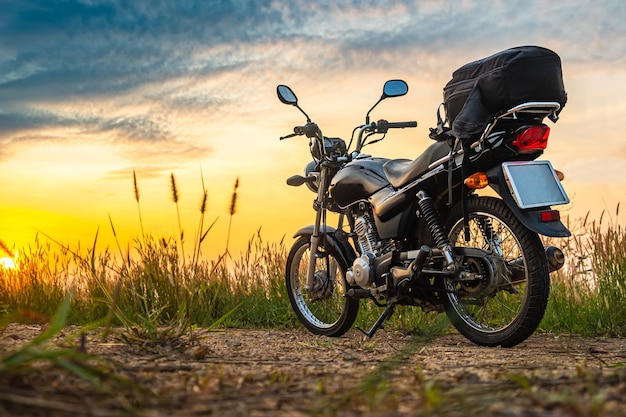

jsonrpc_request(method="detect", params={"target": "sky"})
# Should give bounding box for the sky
[1,0,625,260]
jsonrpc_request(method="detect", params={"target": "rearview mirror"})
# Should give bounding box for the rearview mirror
[366,79,409,124]
[382,80,408,98]
[277,85,298,105]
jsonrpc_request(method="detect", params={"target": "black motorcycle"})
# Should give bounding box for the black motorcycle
[277,46,570,347]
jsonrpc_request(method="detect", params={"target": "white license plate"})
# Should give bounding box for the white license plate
[502,161,570,209]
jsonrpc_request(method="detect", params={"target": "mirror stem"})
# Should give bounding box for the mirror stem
[297,105,312,123]
[365,97,383,125]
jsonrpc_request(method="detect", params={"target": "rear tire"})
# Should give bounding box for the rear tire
[285,236,359,336]
[442,196,550,347]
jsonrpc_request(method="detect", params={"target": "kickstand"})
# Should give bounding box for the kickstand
[356,301,397,338]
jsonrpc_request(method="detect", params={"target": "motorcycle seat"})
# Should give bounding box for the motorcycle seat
[383,141,451,188]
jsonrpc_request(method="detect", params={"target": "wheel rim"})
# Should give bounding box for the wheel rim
[447,212,528,333]
[289,244,348,329]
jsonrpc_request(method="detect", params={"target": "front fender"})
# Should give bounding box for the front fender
[293,225,357,266]
[486,166,571,238]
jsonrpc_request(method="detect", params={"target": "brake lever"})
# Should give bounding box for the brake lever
[280,125,308,140]
[280,132,300,140]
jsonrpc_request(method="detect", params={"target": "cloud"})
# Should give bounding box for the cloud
[1,1,264,102]
[0,107,212,165]
[1,0,624,162]
[4,1,622,96]
[4,1,624,85]
[0,108,78,134]
[0,108,169,142]
[95,115,171,142]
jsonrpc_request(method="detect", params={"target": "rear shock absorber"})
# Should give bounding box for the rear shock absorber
[416,190,456,271]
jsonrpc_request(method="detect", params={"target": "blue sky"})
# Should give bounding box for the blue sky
[1,0,625,254]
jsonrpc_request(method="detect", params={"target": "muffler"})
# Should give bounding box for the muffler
[509,246,565,283]
[545,246,565,273]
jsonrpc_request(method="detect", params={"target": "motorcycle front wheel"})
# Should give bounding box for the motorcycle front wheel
[285,236,359,337]
[443,196,550,347]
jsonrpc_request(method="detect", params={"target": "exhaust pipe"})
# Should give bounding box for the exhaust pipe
[510,246,565,282]
[545,246,565,273]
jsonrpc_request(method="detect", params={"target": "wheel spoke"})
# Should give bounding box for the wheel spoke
[288,242,350,330]
[449,212,527,332]
[443,197,550,347]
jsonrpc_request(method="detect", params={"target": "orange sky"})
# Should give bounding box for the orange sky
[1,1,625,261]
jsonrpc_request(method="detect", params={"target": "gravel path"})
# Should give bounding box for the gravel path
[2,325,626,416]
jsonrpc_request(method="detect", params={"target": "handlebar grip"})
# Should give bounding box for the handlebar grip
[387,121,418,128]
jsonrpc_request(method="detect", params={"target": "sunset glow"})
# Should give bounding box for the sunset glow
[1,1,625,259]
[0,250,17,270]
[0,257,16,270]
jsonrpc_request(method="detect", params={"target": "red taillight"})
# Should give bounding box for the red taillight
[511,125,550,153]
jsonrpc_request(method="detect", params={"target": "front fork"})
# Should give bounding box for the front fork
[306,168,329,293]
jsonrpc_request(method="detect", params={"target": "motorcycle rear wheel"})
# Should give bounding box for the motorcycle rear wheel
[285,236,359,336]
[443,196,550,347]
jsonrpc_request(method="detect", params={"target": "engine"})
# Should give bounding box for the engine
[347,214,395,288]
[354,215,378,255]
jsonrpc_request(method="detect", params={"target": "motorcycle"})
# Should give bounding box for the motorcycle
[276,47,570,347]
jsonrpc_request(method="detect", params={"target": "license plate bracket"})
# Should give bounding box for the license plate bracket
[501,161,569,209]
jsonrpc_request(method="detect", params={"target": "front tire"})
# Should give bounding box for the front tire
[285,236,359,336]
[443,196,550,347]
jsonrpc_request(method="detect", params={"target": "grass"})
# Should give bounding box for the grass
[0,229,448,337]
[1,210,625,337]
[0,170,624,338]
[541,205,626,337]
[0,171,293,335]
[0,292,134,404]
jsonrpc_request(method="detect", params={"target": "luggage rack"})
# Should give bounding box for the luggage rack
[473,101,562,149]
[427,101,562,172]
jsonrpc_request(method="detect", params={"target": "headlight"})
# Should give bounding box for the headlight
[304,160,320,193]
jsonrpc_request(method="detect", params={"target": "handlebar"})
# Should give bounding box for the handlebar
[375,119,418,133]
[353,119,417,153]
[279,132,298,140]
[280,118,417,160]
[387,121,418,129]
[280,122,320,140]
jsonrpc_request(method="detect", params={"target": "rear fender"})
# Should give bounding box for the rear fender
[293,225,357,266]
[486,166,571,238]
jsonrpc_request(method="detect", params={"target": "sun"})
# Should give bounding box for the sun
[0,250,18,270]
[0,257,16,269]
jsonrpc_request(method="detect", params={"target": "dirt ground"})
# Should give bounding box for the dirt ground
[1,324,626,417]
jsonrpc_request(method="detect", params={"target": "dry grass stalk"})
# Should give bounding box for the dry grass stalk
[0,240,12,257]
[133,170,145,236]
[225,177,239,254]
[192,167,218,270]
[170,173,185,263]
[193,189,209,268]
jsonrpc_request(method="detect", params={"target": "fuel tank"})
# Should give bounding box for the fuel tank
[329,157,390,208]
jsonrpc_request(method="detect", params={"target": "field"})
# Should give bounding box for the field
[1,199,625,416]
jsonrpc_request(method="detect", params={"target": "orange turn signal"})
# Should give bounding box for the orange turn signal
[554,169,565,181]
[464,172,489,189]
